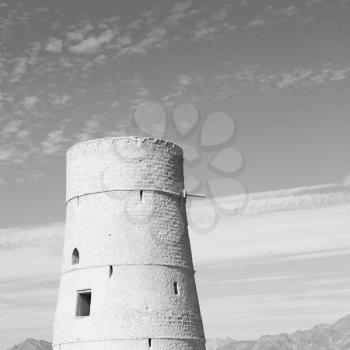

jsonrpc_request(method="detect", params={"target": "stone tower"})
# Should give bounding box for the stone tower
[53,137,206,350]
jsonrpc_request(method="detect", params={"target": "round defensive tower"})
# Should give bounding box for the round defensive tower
[53,136,206,350]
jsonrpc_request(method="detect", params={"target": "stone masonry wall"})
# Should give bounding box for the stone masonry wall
[53,137,206,350]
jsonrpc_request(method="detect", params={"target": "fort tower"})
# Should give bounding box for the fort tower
[53,136,206,350]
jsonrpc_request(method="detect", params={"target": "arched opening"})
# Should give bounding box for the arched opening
[72,248,79,265]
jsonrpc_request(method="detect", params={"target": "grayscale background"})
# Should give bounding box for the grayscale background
[0,0,350,349]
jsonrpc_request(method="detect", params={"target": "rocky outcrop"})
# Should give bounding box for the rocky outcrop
[7,338,52,350]
[206,315,350,350]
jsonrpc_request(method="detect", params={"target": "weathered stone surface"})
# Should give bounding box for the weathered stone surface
[53,137,206,350]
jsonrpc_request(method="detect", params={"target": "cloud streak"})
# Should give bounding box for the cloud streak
[1,182,348,261]
[189,182,350,263]
[214,64,350,97]
[0,222,63,250]
[45,37,63,53]
[246,5,299,29]
[69,29,116,54]
[0,181,349,347]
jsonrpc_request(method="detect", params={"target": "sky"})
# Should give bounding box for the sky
[0,0,350,348]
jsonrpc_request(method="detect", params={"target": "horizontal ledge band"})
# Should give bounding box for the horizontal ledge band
[62,263,195,275]
[54,337,206,346]
[66,188,185,205]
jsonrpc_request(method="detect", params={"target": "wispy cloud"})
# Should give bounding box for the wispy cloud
[110,1,227,56]
[178,74,194,86]
[45,37,63,53]
[0,147,14,162]
[8,42,42,82]
[122,28,168,55]
[163,1,194,26]
[66,21,94,42]
[1,120,23,137]
[74,114,104,142]
[40,128,68,155]
[0,119,36,166]
[238,0,248,6]
[0,182,348,264]
[277,66,350,88]
[191,6,237,41]
[277,68,316,88]
[0,222,63,250]
[137,87,151,97]
[161,73,201,106]
[307,0,349,8]
[246,18,267,28]
[269,6,299,17]
[0,223,62,348]
[48,94,71,106]
[10,57,28,82]
[22,95,38,110]
[307,0,325,6]
[69,29,116,54]
[190,182,350,264]
[201,289,350,339]
[214,63,350,97]
[246,5,299,29]
[213,274,301,285]
[193,20,217,41]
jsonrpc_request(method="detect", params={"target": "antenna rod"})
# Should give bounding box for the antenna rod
[184,190,207,198]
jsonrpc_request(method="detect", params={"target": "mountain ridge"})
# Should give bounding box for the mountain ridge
[7,315,350,350]
[206,314,350,350]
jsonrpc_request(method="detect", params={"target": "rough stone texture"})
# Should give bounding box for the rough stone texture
[66,137,184,202]
[53,137,206,350]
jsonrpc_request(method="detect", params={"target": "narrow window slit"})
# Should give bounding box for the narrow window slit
[174,282,179,295]
[148,338,152,348]
[109,265,113,278]
[140,190,143,201]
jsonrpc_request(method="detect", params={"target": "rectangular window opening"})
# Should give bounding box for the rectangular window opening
[76,290,91,317]
[148,338,152,348]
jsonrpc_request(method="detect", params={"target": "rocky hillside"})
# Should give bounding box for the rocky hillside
[207,315,350,350]
[7,339,51,350]
[7,315,350,350]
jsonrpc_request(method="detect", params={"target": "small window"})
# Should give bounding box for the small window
[72,248,79,265]
[109,265,113,278]
[174,282,179,295]
[76,290,91,316]
[148,339,152,348]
